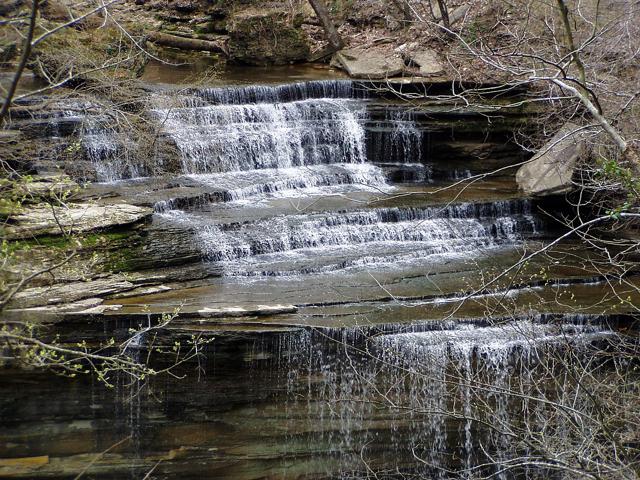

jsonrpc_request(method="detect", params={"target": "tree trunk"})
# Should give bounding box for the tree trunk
[148,32,228,55]
[436,0,450,30]
[308,0,344,51]
[0,0,38,126]
[555,0,590,106]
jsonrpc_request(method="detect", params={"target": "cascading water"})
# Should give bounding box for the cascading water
[144,81,546,279]
[277,314,615,478]
[149,81,372,175]
[8,76,630,480]
[125,82,581,478]
[153,99,368,173]
[48,100,144,182]
[146,80,428,195]
[183,163,389,202]
[147,80,468,276]
[158,198,540,275]
[366,107,431,182]
[82,122,143,182]
[81,80,428,189]
[184,79,368,105]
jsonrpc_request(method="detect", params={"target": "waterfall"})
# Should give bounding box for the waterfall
[149,80,429,187]
[152,98,368,174]
[47,100,145,182]
[278,314,614,478]
[78,80,430,189]
[13,75,628,480]
[82,122,143,182]
[367,107,424,163]
[187,79,367,104]
[365,106,430,182]
[40,99,148,182]
[143,81,544,278]
[157,198,540,275]
[183,163,389,203]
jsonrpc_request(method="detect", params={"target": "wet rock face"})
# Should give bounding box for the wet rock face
[227,10,310,65]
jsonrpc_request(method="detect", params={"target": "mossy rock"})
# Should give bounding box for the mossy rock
[227,9,310,65]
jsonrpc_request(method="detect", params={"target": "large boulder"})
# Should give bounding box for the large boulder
[332,48,404,79]
[227,9,310,65]
[516,123,587,196]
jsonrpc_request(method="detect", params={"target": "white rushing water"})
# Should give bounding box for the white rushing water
[185,163,389,202]
[278,315,614,478]
[52,79,619,479]
[81,80,427,194]
[146,80,474,276]
[49,100,143,182]
[152,99,369,173]
[157,198,539,275]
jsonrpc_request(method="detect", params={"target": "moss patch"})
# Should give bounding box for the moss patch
[8,230,137,255]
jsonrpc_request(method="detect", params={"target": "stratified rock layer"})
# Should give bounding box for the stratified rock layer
[5,203,152,240]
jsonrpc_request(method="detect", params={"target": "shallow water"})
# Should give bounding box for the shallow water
[142,58,347,86]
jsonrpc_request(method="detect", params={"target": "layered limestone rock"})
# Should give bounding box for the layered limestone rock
[4,203,152,240]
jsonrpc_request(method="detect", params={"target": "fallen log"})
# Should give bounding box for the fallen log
[148,31,228,55]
